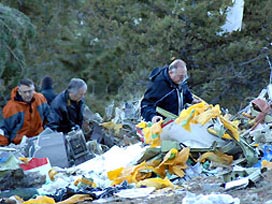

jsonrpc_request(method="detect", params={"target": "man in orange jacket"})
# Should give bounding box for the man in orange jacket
[0,79,50,146]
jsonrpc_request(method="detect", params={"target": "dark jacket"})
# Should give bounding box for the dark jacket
[140,66,194,122]
[0,87,50,145]
[41,88,57,105]
[47,90,84,133]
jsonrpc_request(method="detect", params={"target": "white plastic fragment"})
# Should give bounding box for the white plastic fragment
[115,187,156,199]
[182,192,240,204]
[220,0,244,33]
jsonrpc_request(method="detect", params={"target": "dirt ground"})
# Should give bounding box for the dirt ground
[88,169,272,204]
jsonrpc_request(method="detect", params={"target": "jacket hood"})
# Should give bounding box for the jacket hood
[10,86,36,103]
[148,66,168,81]
[10,87,19,100]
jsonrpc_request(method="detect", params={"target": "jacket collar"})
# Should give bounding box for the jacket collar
[11,86,35,104]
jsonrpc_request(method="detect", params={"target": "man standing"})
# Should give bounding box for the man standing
[47,78,87,134]
[0,79,50,145]
[141,59,200,123]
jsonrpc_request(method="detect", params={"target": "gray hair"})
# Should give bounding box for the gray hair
[18,78,34,87]
[67,78,87,94]
[169,59,187,71]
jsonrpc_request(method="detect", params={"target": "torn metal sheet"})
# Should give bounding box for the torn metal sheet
[250,124,272,143]
[225,177,250,191]
[160,121,229,148]
[224,168,265,191]
[231,136,258,167]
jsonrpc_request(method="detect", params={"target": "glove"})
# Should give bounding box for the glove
[72,125,81,131]
[151,116,163,123]
[0,129,9,146]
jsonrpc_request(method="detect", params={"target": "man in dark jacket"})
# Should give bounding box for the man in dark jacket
[47,78,87,133]
[141,59,200,123]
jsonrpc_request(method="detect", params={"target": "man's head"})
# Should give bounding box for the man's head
[168,59,188,85]
[67,78,87,102]
[41,76,54,90]
[18,79,35,102]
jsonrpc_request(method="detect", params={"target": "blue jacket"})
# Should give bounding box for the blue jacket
[47,90,84,133]
[140,66,194,121]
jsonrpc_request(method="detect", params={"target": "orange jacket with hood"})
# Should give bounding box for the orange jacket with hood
[0,87,50,145]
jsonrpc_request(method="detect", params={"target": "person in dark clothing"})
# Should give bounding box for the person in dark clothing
[141,59,200,123]
[46,78,87,134]
[40,76,57,105]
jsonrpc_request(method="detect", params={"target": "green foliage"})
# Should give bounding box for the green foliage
[0,0,272,115]
[0,3,35,90]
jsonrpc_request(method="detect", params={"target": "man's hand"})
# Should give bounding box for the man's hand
[151,116,163,123]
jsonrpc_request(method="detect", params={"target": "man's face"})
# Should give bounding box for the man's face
[169,66,188,85]
[18,84,35,102]
[69,87,87,102]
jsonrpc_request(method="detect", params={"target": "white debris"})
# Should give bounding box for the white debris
[182,192,240,204]
[220,0,244,34]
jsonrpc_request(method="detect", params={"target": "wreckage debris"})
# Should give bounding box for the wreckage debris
[2,94,272,203]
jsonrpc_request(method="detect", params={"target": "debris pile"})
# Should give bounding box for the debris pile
[2,88,272,203]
